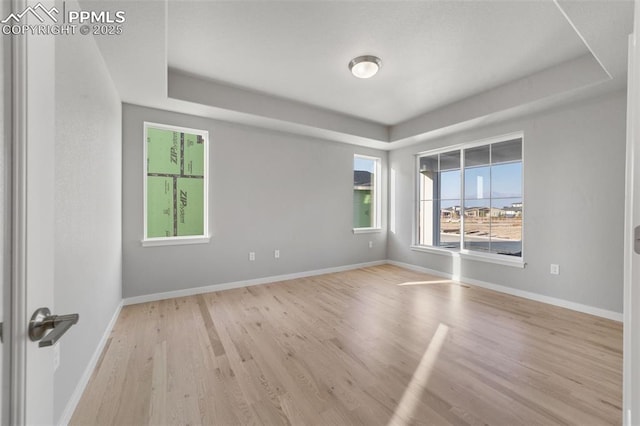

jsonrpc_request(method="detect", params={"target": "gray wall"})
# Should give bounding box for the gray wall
[388,90,626,313]
[54,28,122,422]
[123,104,387,298]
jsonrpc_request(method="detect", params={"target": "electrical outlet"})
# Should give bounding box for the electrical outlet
[368,241,373,249]
[550,264,560,275]
[274,249,280,259]
[249,252,255,261]
[53,343,60,371]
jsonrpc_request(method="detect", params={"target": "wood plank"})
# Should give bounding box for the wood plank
[70,265,622,425]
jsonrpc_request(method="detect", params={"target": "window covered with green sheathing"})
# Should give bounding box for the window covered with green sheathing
[145,124,208,240]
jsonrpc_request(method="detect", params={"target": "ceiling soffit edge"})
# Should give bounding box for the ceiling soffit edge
[167,52,613,150]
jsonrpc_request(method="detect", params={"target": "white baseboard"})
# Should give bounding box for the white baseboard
[123,260,387,306]
[387,260,623,322]
[57,301,123,426]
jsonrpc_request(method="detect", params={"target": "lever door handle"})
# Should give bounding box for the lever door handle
[29,307,79,348]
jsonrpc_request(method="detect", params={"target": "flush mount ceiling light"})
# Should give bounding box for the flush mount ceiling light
[348,55,382,79]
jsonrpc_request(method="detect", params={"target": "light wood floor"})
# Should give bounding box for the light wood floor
[71,265,622,425]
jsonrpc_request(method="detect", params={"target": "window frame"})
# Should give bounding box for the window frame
[353,154,382,233]
[412,132,524,267]
[142,121,210,247]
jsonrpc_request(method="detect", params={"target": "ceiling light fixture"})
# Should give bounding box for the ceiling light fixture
[348,55,382,79]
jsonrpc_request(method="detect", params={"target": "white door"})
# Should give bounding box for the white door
[625,1,640,424]
[8,0,56,423]
[1,0,9,423]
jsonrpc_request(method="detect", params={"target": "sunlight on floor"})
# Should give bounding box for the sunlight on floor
[451,282,463,310]
[387,323,450,426]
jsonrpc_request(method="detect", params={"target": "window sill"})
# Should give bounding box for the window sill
[459,251,525,268]
[142,236,211,247]
[353,228,383,234]
[410,245,457,256]
[410,245,525,268]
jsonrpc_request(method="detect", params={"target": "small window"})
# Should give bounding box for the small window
[143,122,209,246]
[417,135,523,258]
[353,155,381,230]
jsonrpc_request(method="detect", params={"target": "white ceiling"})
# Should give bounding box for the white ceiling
[87,0,634,149]
[168,1,589,126]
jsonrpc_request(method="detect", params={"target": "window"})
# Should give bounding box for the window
[143,122,209,246]
[417,135,523,258]
[353,155,381,231]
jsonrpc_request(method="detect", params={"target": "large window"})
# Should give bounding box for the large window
[353,155,381,231]
[143,122,209,246]
[417,135,522,258]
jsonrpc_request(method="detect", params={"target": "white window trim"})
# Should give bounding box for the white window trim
[353,227,382,234]
[415,131,524,156]
[353,154,382,231]
[142,236,211,247]
[413,131,525,265]
[142,122,210,246]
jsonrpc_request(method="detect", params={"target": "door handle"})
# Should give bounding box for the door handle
[29,307,79,348]
[635,226,640,255]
